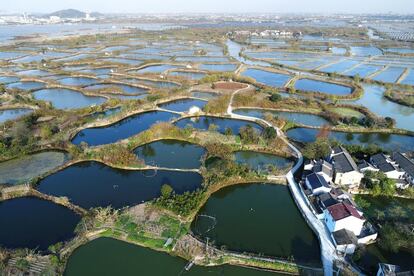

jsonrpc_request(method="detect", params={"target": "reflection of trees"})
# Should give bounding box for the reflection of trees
[141,144,155,157]
[359,133,372,143]
[316,124,331,139]
[346,132,354,141]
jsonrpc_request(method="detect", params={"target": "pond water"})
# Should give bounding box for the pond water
[385,48,414,54]
[0,151,70,185]
[226,40,272,67]
[286,127,414,152]
[134,140,206,169]
[37,161,203,209]
[175,116,263,134]
[344,84,414,132]
[294,79,353,96]
[158,98,207,112]
[190,91,219,100]
[132,79,180,89]
[58,77,98,87]
[6,81,46,91]
[400,69,414,85]
[15,69,51,77]
[12,55,45,63]
[371,67,405,83]
[234,151,292,172]
[234,109,330,127]
[0,51,25,60]
[0,75,19,84]
[320,60,360,74]
[33,88,107,110]
[344,64,382,78]
[0,197,80,250]
[191,183,321,264]
[135,64,182,74]
[331,47,347,55]
[72,110,178,146]
[241,68,291,88]
[90,107,122,119]
[199,64,237,72]
[64,237,280,276]
[85,83,148,95]
[103,58,142,65]
[79,68,115,75]
[54,54,94,62]
[169,71,206,80]
[0,108,33,124]
[176,56,229,63]
[106,93,148,101]
[350,46,382,57]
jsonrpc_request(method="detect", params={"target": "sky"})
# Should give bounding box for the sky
[2,0,414,14]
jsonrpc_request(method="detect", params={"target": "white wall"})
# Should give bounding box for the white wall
[324,210,365,236]
[334,171,363,186]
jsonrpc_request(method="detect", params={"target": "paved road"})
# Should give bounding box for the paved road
[227,87,339,276]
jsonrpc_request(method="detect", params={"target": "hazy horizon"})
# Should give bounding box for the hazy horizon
[2,0,414,15]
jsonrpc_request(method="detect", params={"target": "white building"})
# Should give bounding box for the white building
[324,202,365,236]
[312,160,333,182]
[392,152,414,186]
[332,229,357,254]
[331,147,363,187]
[305,172,331,195]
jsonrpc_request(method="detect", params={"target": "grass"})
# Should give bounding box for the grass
[328,107,365,118]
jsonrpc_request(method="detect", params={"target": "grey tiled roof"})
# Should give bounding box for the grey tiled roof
[333,151,358,173]
[392,152,414,177]
[307,172,330,190]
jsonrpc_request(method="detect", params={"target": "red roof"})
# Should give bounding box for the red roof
[327,202,363,221]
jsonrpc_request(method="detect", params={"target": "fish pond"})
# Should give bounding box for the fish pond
[37,161,203,209]
[134,140,206,169]
[234,108,330,128]
[190,91,219,100]
[0,151,69,185]
[72,110,178,146]
[175,116,263,135]
[191,183,321,264]
[199,64,237,72]
[234,151,292,172]
[0,108,33,124]
[135,64,182,74]
[286,127,414,152]
[85,83,148,95]
[344,85,414,132]
[241,68,291,88]
[32,88,106,110]
[58,77,98,87]
[158,98,207,112]
[294,79,353,96]
[0,197,80,250]
[64,237,281,276]
[169,71,206,80]
[6,81,46,91]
